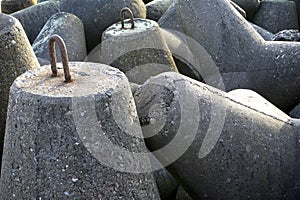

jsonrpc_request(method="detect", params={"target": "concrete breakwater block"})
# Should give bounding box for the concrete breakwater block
[134,72,300,199]
[0,35,160,199]
[33,12,87,62]
[1,0,37,14]
[253,0,299,33]
[59,0,146,52]
[0,13,39,171]
[11,1,60,43]
[100,8,178,84]
[146,0,175,21]
[159,0,300,112]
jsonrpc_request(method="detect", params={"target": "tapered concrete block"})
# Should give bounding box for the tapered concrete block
[159,0,300,112]
[33,12,87,62]
[11,1,60,43]
[0,13,39,171]
[146,0,175,21]
[253,0,299,33]
[134,72,300,199]
[100,10,178,84]
[59,0,146,52]
[0,57,160,198]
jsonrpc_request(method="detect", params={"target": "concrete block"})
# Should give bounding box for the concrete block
[0,36,160,198]
[159,0,300,112]
[253,0,299,33]
[32,12,87,62]
[100,8,178,84]
[11,1,60,43]
[146,0,175,21]
[59,0,146,52]
[134,72,300,199]
[0,13,39,172]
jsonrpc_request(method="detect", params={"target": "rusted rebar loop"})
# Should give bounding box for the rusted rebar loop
[48,34,72,83]
[120,7,135,29]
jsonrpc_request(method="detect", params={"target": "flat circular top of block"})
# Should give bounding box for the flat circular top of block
[103,18,158,39]
[14,62,126,97]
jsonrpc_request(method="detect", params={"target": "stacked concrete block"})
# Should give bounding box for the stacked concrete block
[11,1,60,43]
[32,12,87,62]
[100,8,178,84]
[253,0,299,33]
[59,0,146,52]
[159,0,300,112]
[0,13,39,172]
[134,72,300,199]
[0,36,160,199]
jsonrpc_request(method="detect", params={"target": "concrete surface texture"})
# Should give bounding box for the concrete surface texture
[134,72,300,199]
[0,62,160,199]
[159,0,300,112]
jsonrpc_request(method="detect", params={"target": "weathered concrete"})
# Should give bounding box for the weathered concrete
[59,0,146,52]
[32,12,87,62]
[1,0,37,14]
[159,0,300,112]
[134,72,300,199]
[146,0,175,21]
[0,62,160,199]
[0,13,39,172]
[253,0,299,33]
[231,0,260,19]
[11,1,60,43]
[100,18,178,84]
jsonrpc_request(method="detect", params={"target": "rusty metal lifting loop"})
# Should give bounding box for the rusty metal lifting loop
[120,7,135,30]
[49,34,72,83]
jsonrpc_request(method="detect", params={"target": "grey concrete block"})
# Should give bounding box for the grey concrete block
[146,0,175,21]
[100,18,178,84]
[59,0,146,52]
[32,12,87,62]
[159,0,300,112]
[0,62,160,199]
[253,0,299,33]
[134,72,300,199]
[0,13,39,172]
[11,1,60,43]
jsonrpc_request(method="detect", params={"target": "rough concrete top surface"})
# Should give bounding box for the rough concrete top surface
[14,62,126,97]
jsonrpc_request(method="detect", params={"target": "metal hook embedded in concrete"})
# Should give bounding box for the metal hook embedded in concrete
[120,7,135,29]
[49,34,72,83]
